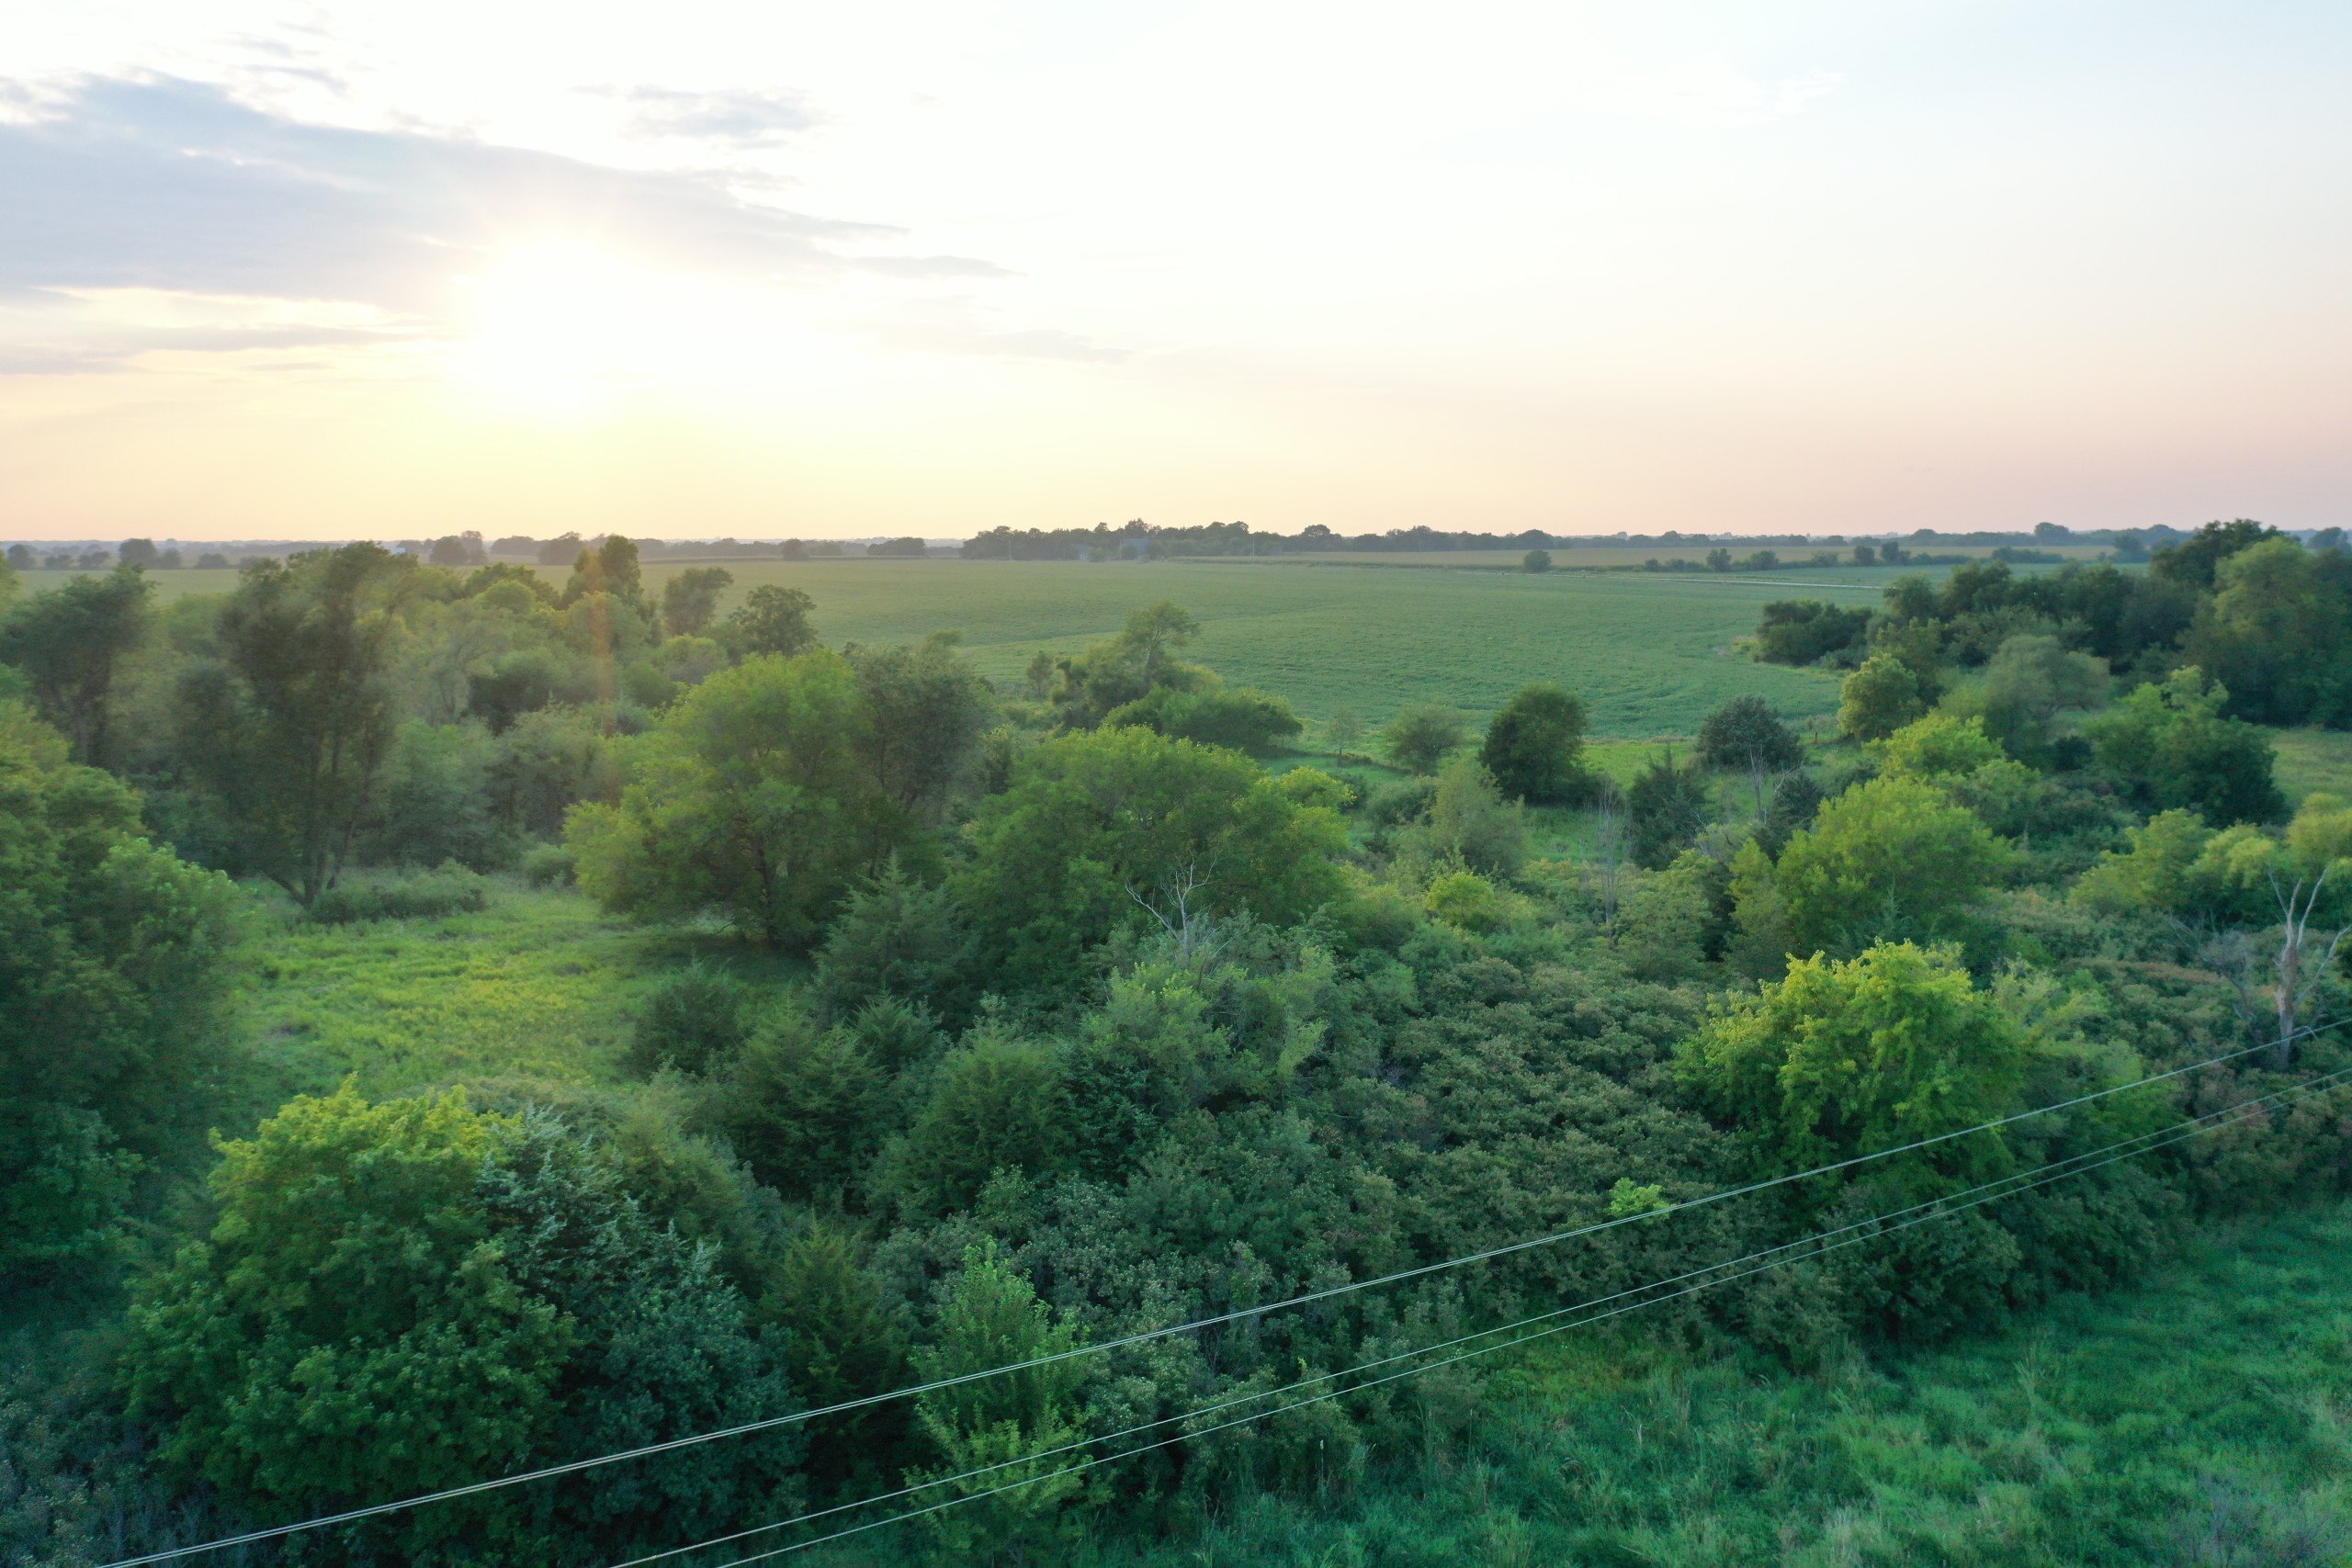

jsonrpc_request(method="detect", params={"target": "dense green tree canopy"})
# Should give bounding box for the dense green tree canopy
[1838,654,1928,740]
[0,564,153,766]
[2084,667,2281,825]
[1772,775,2008,955]
[0,704,239,1280]
[123,1089,799,1562]
[175,544,416,902]
[571,649,890,946]
[1479,683,1591,803]
[1679,942,2030,1187]
[952,725,1348,988]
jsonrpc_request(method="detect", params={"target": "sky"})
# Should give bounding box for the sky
[3,1,2348,542]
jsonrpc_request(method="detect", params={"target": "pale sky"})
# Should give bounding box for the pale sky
[3,1,2348,541]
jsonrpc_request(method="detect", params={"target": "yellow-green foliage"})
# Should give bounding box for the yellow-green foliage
[1679,941,2029,1180]
[1425,869,1503,931]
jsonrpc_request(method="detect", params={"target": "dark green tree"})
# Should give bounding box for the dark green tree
[1627,750,1709,868]
[849,632,997,824]
[1383,703,1470,773]
[561,535,644,604]
[887,1029,1071,1213]
[1052,600,1204,728]
[951,727,1348,990]
[625,962,751,1077]
[1695,694,1804,814]
[714,1010,886,1198]
[1,705,240,1282]
[1479,683,1590,803]
[721,584,820,659]
[2085,666,2281,825]
[175,545,413,903]
[660,565,735,636]
[2150,517,2279,592]
[0,564,153,764]
[772,1223,912,1484]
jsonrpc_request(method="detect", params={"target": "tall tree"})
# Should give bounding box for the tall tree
[952,726,1347,990]
[1695,695,1804,816]
[722,584,820,659]
[569,650,889,947]
[661,565,736,637]
[1771,776,2008,955]
[848,632,997,826]
[176,545,413,903]
[0,564,153,765]
[2084,667,2281,826]
[1480,683,1591,803]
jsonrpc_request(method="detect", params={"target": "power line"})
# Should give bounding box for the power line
[101,1024,2330,1568]
[657,1066,2351,1568]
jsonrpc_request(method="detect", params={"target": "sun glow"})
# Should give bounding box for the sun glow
[453,242,834,412]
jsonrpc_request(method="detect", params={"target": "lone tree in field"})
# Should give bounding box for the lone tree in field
[1696,695,1804,816]
[1323,705,1363,760]
[1382,704,1469,773]
[1480,683,1591,803]
[1521,548,1553,573]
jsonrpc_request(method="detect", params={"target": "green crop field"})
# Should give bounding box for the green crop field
[14,552,2100,738]
[1075,1200,2352,1568]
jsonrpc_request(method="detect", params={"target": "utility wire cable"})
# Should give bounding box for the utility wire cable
[103,1023,2333,1568]
[622,1065,2352,1568]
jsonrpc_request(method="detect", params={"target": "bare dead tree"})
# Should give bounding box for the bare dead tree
[1127,861,1216,958]
[2268,866,2349,1068]
[1589,796,1629,942]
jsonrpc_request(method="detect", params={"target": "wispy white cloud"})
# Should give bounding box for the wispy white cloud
[616,85,816,148]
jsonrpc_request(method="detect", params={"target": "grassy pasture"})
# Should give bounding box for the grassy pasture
[2271,728,2352,804]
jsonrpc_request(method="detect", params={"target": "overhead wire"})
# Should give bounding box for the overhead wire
[622,1061,2352,1568]
[611,1066,2352,1568]
[101,1023,2335,1568]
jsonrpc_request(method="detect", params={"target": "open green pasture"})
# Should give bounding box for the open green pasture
[1083,1200,2352,1568]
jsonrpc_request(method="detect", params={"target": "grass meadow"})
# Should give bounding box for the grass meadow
[234,882,795,1106]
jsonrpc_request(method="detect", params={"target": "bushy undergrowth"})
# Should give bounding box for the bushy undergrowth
[305,863,490,924]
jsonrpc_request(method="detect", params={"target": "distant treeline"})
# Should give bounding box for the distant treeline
[957,518,2339,562]
[17,519,2352,573]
